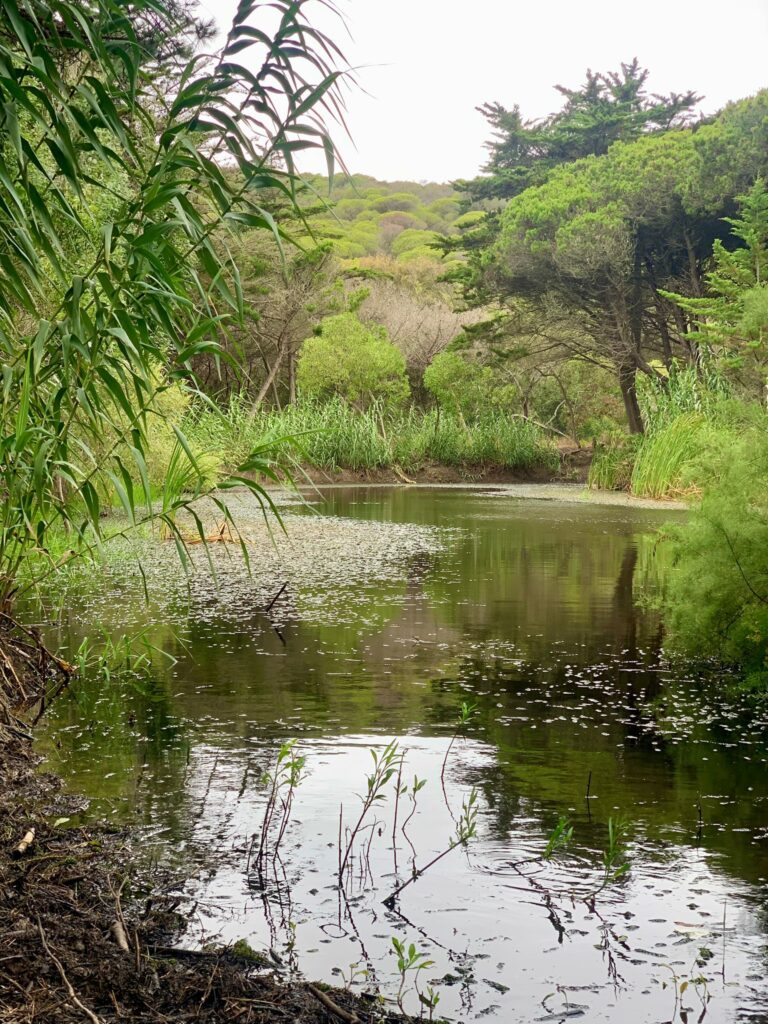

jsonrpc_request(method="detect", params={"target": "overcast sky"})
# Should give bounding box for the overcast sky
[203,0,768,183]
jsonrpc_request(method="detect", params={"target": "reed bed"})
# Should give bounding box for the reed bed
[186,396,559,475]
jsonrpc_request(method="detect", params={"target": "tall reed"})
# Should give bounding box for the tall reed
[186,396,559,475]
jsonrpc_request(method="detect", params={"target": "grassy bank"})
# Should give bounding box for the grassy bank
[186,396,560,477]
[587,367,765,500]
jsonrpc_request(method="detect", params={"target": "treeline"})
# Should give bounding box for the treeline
[442,62,768,437]
[432,61,768,685]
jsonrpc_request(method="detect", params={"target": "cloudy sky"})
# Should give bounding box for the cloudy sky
[204,0,768,183]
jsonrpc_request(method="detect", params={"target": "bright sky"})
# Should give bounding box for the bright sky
[202,0,768,183]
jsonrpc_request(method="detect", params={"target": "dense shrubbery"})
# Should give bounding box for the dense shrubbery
[663,435,768,686]
[297,313,410,409]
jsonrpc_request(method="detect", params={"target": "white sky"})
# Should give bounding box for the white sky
[201,0,768,183]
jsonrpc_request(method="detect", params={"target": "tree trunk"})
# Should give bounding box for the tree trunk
[288,351,296,405]
[618,362,644,434]
[251,346,286,412]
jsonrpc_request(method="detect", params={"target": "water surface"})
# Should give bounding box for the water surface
[39,486,768,1022]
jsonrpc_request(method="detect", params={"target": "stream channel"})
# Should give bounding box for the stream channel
[36,484,768,1022]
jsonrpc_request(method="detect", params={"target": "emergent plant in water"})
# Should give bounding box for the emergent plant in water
[250,740,306,873]
[543,815,574,860]
[391,937,437,1019]
[339,739,400,880]
[384,787,479,907]
[441,701,477,817]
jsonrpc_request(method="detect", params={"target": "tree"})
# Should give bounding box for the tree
[457,59,700,207]
[341,257,479,392]
[663,178,768,391]
[297,313,409,408]
[464,92,768,432]
[423,351,493,419]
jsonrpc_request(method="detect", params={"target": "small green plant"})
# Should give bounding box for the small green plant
[660,960,711,1022]
[391,937,436,1017]
[419,985,441,1022]
[334,960,369,990]
[339,739,399,880]
[543,816,574,860]
[400,774,427,873]
[441,700,477,817]
[251,740,306,873]
[73,626,174,688]
[599,817,631,889]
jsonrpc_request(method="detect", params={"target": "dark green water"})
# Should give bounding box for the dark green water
[38,485,768,1022]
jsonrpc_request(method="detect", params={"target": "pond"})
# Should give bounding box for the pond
[37,485,768,1022]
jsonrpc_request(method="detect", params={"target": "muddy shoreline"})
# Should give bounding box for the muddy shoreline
[294,446,592,486]
[0,737,404,1023]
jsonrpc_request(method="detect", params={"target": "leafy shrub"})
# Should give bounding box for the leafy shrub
[297,313,410,409]
[423,351,494,419]
[663,433,768,683]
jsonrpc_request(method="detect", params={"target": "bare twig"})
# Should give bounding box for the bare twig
[306,984,361,1024]
[37,917,103,1024]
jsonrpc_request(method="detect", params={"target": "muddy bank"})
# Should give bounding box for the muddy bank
[294,446,592,487]
[0,737,403,1023]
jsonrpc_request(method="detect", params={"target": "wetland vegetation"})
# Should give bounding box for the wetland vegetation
[0,1,767,1023]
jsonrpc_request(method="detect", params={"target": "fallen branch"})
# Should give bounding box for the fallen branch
[306,984,361,1024]
[37,917,103,1024]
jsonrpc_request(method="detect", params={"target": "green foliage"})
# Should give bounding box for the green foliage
[300,174,470,260]
[663,432,768,681]
[297,313,410,409]
[662,178,768,370]
[187,395,558,474]
[423,351,494,418]
[629,414,717,499]
[450,66,768,435]
[636,364,731,429]
[0,0,346,606]
[544,815,574,860]
[588,435,641,491]
[464,60,700,206]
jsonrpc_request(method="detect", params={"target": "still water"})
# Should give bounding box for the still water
[38,485,768,1022]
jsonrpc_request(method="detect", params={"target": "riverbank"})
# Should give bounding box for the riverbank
[294,442,592,486]
[0,734,403,1024]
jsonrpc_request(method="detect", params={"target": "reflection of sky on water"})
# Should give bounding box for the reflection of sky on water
[35,486,768,1020]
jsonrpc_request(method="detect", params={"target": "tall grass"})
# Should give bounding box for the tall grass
[629,413,715,499]
[588,436,641,491]
[590,365,748,500]
[186,395,559,475]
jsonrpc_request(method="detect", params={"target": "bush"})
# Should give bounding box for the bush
[297,313,410,409]
[423,351,494,419]
[663,433,768,683]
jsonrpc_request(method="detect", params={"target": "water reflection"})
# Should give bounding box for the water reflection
[36,485,768,1021]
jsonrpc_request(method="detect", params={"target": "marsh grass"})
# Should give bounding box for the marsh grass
[629,413,714,499]
[588,435,641,491]
[187,396,559,475]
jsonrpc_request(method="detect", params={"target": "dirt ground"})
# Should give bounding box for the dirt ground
[296,445,592,487]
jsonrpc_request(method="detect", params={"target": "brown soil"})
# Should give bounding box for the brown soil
[297,446,592,487]
[0,642,402,1024]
